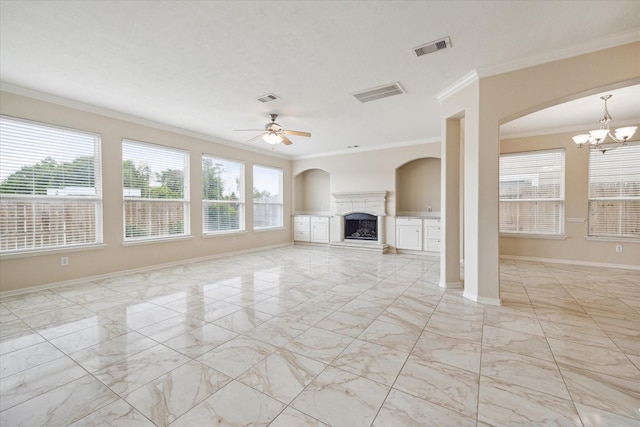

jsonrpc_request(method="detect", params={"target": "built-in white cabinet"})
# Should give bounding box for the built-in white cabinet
[423,218,441,252]
[310,216,330,243]
[294,215,329,243]
[396,216,440,252]
[294,216,310,242]
[396,218,423,251]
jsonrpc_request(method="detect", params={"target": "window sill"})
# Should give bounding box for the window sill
[585,236,640,244]
[122,235,193,247]
[203,230,247,238]
[254,227,286,233]
[0,243,108,260]
[500,233,567,240]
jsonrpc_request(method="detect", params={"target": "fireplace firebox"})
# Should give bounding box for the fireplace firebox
[344,213,377,241]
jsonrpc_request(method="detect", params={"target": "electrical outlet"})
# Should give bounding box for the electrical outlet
[615,245,623,253]
[60,256,69,266]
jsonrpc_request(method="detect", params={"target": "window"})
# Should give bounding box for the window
[588,143,640,239]
[253,165,283,230]
[0,116,102,254]
[122,139,189,241]
[499,149,565,236]
[202,155,244,234]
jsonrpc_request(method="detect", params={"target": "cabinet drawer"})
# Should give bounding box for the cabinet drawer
[311,216,329,224]
[424,227,441,238]
[396,217,422,226]
[295,230,310,241]
[423,219,441,227]
[294,217,310,225]
[424,238,441,251]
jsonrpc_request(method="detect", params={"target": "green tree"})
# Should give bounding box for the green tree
[253,188,272,202]
[202,159,240,230]
[202,158,224,200]
[122,160,150,196]
[157,169,183,198]
[0,156,95,194]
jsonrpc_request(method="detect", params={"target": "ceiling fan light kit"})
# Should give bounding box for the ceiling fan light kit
[236,114,311,148]
[572,95,637,154]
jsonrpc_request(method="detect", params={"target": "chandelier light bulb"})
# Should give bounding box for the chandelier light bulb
[589,129,608,143]
[614,126,637,141]
[572,134,590,145]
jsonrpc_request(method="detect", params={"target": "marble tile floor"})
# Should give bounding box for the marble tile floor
[1,245,639,426]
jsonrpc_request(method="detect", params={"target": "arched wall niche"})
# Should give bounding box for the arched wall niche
[294,168,330,214]
[395,157,441,215]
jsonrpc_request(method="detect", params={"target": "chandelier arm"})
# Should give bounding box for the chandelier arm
[607,131,624,144]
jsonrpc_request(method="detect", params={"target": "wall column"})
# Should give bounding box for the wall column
[439,117,462,289]
[438,72,501,305]
[462,101,501,305]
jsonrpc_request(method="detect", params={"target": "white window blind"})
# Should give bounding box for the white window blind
[122,139,189,241]
[0,116,102,254]
[202,155,244,234]
[588,143,640,238]
[253,165,283,230]
[499,149,565,235]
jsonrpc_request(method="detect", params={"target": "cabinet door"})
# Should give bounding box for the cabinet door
[396,225,422,250]
[310,220,329,243]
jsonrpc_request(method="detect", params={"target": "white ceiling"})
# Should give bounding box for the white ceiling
[1,1,639,159]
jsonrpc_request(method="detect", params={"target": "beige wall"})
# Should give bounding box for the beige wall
[396,157,441,214]
[0,91,293,292]
[500,129,640,268]
[292,143,441,245]
[294,168,330,214]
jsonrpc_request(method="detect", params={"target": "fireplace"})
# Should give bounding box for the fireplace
[331,191,389,253]
[344,213,377,241]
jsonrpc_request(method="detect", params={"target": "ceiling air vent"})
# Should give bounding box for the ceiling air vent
[352,82,405,103]
[413,36,451,57]
[257,93,279,103]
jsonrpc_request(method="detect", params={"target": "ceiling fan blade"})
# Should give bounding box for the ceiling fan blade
[283,130,311,137]
[235,129,265,132]
[280,135,293,145]
[246,132,266,142]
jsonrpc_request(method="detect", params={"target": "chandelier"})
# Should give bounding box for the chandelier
[572,95,636,154]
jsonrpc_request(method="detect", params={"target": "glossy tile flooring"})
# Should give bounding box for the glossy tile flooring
[1,246,639,426]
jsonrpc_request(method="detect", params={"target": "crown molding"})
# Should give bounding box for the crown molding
[0,82,291,160]
[293,137,440,161]
[436,70,479,103]
[436,30,640,104]
[477,29,640,79]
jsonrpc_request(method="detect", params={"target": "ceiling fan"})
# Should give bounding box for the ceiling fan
[236,114,311,146]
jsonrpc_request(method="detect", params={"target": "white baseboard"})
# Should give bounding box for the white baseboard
[500,254,640,271]
[0,242,293,298]
[462,291,501,306]
[439,280,463,289]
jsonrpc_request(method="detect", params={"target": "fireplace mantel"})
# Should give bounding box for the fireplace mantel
[332,191,387,216]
